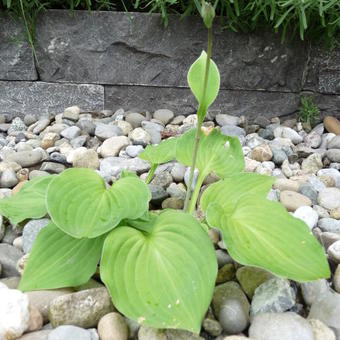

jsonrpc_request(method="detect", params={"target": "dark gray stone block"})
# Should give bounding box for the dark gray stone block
[303,45,340,94]
[0,81,104,118]
[0,15,37,80]
[35,10,307,92]
[105,85,302,120]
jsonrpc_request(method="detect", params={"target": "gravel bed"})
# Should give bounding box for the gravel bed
[0,106,340,340]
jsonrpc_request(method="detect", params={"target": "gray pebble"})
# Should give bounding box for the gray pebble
[23,219,50,254]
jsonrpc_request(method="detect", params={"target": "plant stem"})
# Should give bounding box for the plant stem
[145,164,158,184]
[188,172,206,214]
[183,27,213,213]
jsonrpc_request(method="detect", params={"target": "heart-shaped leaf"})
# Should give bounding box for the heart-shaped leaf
[46,168,151,238]
[216,195,330,281]
[101,210,217,333]
[187,51,220,114]
[19,222,105,291]
[139,137,178,165]
[201,173,274,227]
[0,175,55,224]
[176,128,244,179]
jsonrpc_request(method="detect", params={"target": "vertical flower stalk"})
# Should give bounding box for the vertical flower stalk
[183,26,213,212]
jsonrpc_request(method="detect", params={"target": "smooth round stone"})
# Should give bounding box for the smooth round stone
[125,145,144,158]
[236,266,274,298]
[328,135,340,149]
[250,278,296,319]
[202,318,222,337]
[212,282,250,336]
[308,290,340,335]
[95,123,123,140]
[302,153,323,174]
[23,218,50,254]
[153,109,174,125]
[308,319,336,340]
[129,128,151,146]
[219,299,249,334]
[138,326,167,340]
[115,120,132,135]
[26,289,74,322]
[293,206,318,229]
[274,178,300,192]
[274,126,303,144]
[166,183,186,200]
[327,240,340,263]
[100,136,130,158]
[150,171,173,188]
[299,183,318,204]
[318,218,340,232]
[170,163,186,182]
[334,265,340,293]
[148,184,168,205]
[216,114,241,127]
[249,312,314,340]
[125,112,145,128]
[48,325,96,340]
[40,162,65,174]
[300,279,329,305]
[331,207,340,219]
[0,288,30,339]
[272,148,287,165]
[28,305,43,332]
[48,288,114,328]
[0,244,23,276]
[161,197,184,210]
[63,106,80,121]
[327,149,340,162]
[141,121,164,133]
[0,168,18,188]
[77,119,96,135]
[280,190,312,211]
[221,125,246,138]
[251,144,273,162]
[317,168,340,188]
[97,313,128,340]
[70,148,99,169]
[60,126,81,140]
[5,149,43,167]
[318,187,340,210]
[324,116,340,135]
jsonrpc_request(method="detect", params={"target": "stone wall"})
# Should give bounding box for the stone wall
[1,10,340,121]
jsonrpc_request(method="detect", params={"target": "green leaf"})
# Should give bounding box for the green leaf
[187,51,220,112]
[19,223,105,291]
[217,195,330,281]
[139,137,178,165]
[46,168,151,238]
[176,128,244,178]
[101,210,217,333]
[201,173,274,228]
[0,175,55,224]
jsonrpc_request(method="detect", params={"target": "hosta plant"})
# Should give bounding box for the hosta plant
[0,2,330,334]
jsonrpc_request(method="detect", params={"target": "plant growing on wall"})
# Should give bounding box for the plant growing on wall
[0,1,330,334]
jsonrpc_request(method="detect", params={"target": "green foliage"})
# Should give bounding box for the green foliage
[19,222,105,291]
[0,175,55,224]
[101,210,217,333]
[200,174,330,280]
[137,0,340,46]
[187,51,220,122]
[298,95,320,126]
[176,128,244,178]
[139,137,178,165]
[46,168,151,238]
[0,13,331,335]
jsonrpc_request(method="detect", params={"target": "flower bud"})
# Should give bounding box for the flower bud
[201,0,215,29]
